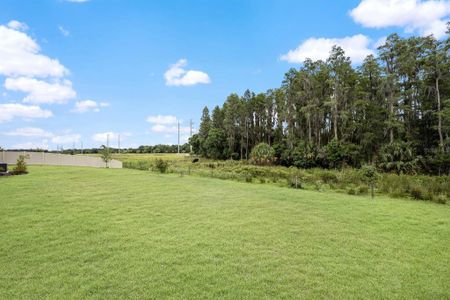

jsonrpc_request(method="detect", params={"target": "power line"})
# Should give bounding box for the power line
[189,119,193,153]
[118,134,121,153]
[177,121,180,154]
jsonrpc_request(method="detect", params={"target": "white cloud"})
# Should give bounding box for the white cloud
[3,127,52,137]
[4,127,52,137]
[92,132,122,144]
[350,0,450,39]
[0,103,53,123]
[280,34,374,64]
[147,114,191,135]
[164,59,211,86]
[151,124,190,134]
[7,20,28,31]
[51,134,81,144]
[12,140,49,150]
[3,127,82,146]
[72,100,109,113]
[58,26,70,37]
[146,115,178,124]
[4,77,76,104]
[0,23,68,78]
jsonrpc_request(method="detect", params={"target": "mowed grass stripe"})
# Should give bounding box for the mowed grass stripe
[0,166,449,299]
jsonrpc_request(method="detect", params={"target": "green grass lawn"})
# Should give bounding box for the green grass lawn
[1,166,449,299]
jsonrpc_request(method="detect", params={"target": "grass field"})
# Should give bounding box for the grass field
[1,166,449,298]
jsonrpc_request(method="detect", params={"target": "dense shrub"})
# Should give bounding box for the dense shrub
[292,142,317,169]
[251,143,275,165]
[347,187,356,195]
[410,185,424,200]
[377,141,420,175]
[357,185,368,194]
[360,165,379,198]
[11,155,29,175]
[154,159,169,173]
[433,194,448,205]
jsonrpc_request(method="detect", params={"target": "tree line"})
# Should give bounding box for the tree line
[190,30,450,175]
[6,144,191,155]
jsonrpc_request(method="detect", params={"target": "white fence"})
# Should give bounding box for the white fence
[1,151,122,169]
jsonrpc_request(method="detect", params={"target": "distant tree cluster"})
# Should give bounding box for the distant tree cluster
[7,144,191,155]
[190,30,450,175]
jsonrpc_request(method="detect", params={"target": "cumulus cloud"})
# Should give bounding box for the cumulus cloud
[12,140,49,150]
[91,132,129,144]
[0,103,53,123]
[7,20,28,31]
[0,23,68,78]
[146,115,178,125]
[4,77,76,104]
[146,114,190,134]
[3,127,82,146]
[280,34,374,64]
[150,124,190,134]
[58,26,70,37]
[3,127,52,137]
[164,59,211,86]
[350,0,450,39]
[51,134,81,144]
[72,100,109,113]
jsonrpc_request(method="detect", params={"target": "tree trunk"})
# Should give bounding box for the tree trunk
[389,95,394,144]
[436,77,444,152]
[246,121,249,160]
[334,103,338,141]
[308,116,312,144]
[240,136,244,160]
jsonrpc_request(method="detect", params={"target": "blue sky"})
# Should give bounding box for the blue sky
[0,0,449,149]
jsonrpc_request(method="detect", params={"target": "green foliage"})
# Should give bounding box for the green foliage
[291,142,317,168]
[378,141,420,174]
[410,185,424,200]
[11,155,29,175]
[189,32,450,176]
[433,194,448,205]
[154,158,169,173]
[100,145,112,167]
[250,143,275,165]
[204,128,227,159]
[120,154,450,203]
[360,165,379,198]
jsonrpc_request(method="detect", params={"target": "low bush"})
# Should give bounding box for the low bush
[314,180,323,191]
[11,155,29,175]
[154,159,169,173]
[433,194,448,205]
[347,187,356,195]
[410,185,424,200]
[289,176,303,189]
[357,185,369,195]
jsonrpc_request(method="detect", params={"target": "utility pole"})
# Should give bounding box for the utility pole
[189,119,193,153]
[118,134,121,154]
[177,121,180,154]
